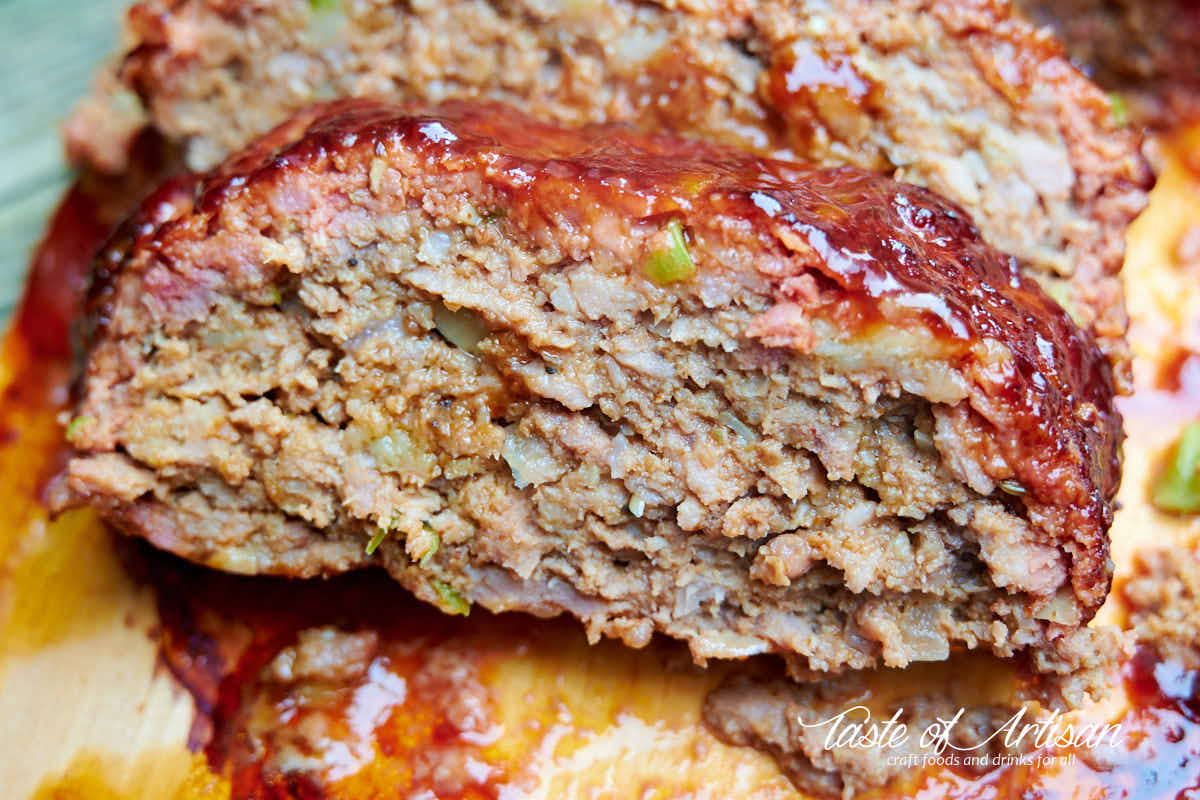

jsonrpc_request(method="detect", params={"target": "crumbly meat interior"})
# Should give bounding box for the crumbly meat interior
[705,531,1200,797]
[701,643,1125,798]
[64,105,1116,680]
[71,0,1150,380]
[1121,535,1200,670]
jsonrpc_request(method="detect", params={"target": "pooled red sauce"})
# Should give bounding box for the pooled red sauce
[18,183,111,361]
[1158,347,1200,394]
[6,130,178,505]
[132,532,1200,800]
[119,542,515,799]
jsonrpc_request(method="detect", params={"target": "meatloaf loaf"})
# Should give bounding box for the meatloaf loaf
[1016,0,1200,128]
[66,0,1150,384]
[59,100,1120,678]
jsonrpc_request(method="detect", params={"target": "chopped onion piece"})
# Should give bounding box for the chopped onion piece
[434,301,488,355]
[629,494,646,518]
[502,428,566,488]
[998,479,1026,496]
[719,411,757,442]
[370,429,436,478]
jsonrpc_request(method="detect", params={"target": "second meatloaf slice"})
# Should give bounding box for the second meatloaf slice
[62,100,1120,677]
[70,0,1151,385]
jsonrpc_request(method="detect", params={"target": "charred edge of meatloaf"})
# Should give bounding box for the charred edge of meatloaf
[64,101,1118,675]
[73,0,1151,383]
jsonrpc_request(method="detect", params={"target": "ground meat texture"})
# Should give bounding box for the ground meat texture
[60,101,1121,679]
[1121,534,1200,670]
[67,0,1150,385]
[705,672,1027,797]
[701,638,1126,798]
[1015,0,1200,129]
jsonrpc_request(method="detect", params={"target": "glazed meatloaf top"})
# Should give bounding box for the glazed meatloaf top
[68,0,1151,385]
[71,100,1119,632]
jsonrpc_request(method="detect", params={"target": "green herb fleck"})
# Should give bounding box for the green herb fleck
[65,416,94,439]
[1154,421,1200,513]
[310,0,338,11]
[365,527,388,555]
[998,479,1027,496]
[482,208,507,223]
[643,219,695,285]
[1109,92,1129,127]
[432,580,470,615]
[266,286,282,306]
[419,523,440,568]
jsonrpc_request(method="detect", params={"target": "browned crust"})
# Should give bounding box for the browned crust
[81,99,1119,617]
[74,0,1150,384]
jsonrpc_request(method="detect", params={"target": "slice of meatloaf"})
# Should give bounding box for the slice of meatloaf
[1015,0,1200,128]
[67,0,1150,385]
[60,100,1120,678]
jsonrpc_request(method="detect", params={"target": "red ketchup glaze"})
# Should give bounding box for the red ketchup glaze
[104,99,1118,614]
